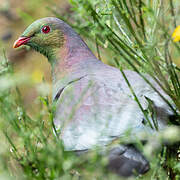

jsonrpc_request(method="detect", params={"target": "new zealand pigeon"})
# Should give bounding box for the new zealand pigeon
[13,17,176,177]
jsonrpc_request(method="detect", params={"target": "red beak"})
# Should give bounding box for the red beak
[13,36,31,48]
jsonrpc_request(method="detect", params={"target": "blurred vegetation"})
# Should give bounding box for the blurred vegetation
[0,0,180,179]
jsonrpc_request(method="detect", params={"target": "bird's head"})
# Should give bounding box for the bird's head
[13,17,65,61]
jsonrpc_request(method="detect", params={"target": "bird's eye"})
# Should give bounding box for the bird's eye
[41,26,51,34]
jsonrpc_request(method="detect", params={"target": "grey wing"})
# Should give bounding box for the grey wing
[54,75,154,151]
[95,68,174,125]
[119,70,175,124]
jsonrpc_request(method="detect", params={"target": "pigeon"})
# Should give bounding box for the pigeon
[13,17,176,177]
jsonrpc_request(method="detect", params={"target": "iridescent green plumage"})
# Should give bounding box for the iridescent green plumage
[21,18,64,62]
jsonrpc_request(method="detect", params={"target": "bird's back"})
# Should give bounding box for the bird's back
[54,59,174,151]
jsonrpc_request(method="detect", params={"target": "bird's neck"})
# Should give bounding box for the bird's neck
[48,34,97,99]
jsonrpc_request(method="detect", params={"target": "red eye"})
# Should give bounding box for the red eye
[42,26,50,34]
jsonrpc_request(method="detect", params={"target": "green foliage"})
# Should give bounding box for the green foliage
[0,0,180,179]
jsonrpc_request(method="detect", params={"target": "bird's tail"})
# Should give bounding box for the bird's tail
[108,144,150,177]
